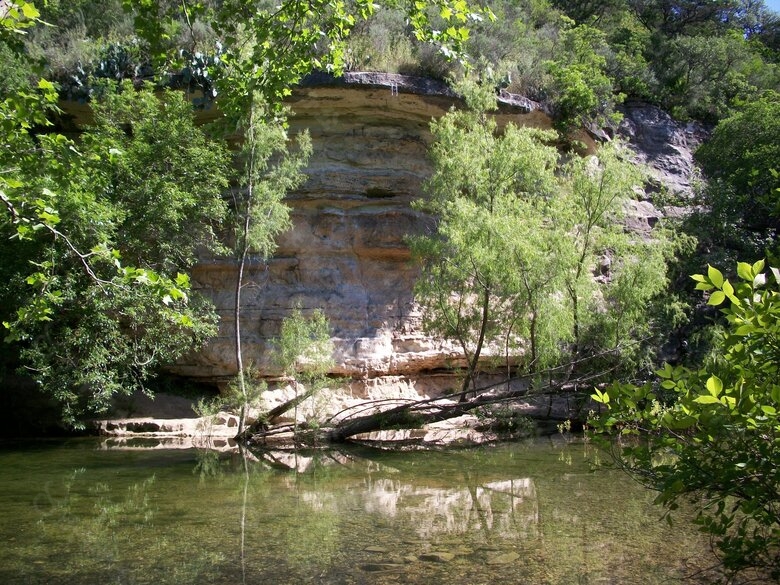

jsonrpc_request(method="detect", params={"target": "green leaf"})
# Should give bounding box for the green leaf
[737,262,753,281]
[666,415,696,430]
[706,375,723,397]
[175,273,190,287]
[708,290,726,306]
[177,314,194,327]
[761,405,777,416]
[21,2,40,19]
[38,211,59,225]
[735,324,756,335]
[694,395,721,404]
[657,363,674,379]
[708,265,724,288]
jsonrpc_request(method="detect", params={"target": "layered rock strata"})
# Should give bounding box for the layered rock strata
[170,75,555,390]
[166,74,700,398]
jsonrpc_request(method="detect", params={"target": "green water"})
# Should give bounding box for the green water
[0,437,722,584]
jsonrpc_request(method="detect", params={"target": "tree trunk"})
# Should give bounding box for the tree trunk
[460,285,491,401]
[235,242,249,437]
[235,105,258,439]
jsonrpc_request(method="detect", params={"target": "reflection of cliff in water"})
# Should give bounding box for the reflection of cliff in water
[258,447,540,542]
[357,477,538,539]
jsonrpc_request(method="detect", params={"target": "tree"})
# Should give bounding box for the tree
[656,32,770,121]
[591,261,780,580]
[556,143,672,369]
[695,92,780,235]
[410,81,565,396]
[125,0,493,115]
[410,81,674,398]
[239,307,335,441]
[230,99,312,437]
[545,21,622,134]
[267,307,334,430]
[86,82,231,271]
[627,0,740,36]
[0,56,232,423]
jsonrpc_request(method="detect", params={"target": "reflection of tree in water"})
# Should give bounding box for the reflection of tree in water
[7,442,720,585]
[336,475,538,541]
[273,449,540,543]
[34,468,226,585]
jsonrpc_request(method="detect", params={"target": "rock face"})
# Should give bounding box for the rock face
[169,75,702,391]
[171,74,554,387]
[617,101,709,198]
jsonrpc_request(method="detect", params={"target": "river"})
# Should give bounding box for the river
[0,436,725,584]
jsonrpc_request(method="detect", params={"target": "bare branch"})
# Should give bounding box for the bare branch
[0,191,18,222]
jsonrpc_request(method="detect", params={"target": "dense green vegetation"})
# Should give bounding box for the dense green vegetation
[693,94,780,257]
[7,0,779,126]
[410,81,675,395]
[592,262,780,579]
[0,76,231,425]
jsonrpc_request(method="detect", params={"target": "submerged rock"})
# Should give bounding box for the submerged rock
[418,552,456,563]
[486,551,521,565]
[360,562,405,572]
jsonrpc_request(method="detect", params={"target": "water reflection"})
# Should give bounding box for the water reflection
[348,476,538,540]
[246,447,539,541]
[0,439,727,585]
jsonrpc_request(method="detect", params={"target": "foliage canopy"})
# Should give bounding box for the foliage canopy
[0,80,231,425]
[411,81,676,396]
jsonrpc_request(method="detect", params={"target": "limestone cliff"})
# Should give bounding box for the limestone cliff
[166,73,703,390]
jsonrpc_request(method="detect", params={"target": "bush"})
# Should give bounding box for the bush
[591,261,780,580]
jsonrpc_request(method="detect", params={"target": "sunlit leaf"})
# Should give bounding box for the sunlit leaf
[708,290,726,306]
[737,262,753,281]
[735,324,756,335]
[694,395,721,404]
[706,376,723,397]
[708,265,724,288]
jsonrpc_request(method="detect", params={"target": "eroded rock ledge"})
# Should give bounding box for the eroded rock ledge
[158,74,702,401]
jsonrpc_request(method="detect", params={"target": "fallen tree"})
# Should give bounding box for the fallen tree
[239,361,616,447]
[236,340,644,447]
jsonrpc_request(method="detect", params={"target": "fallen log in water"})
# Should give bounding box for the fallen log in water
[240,380,588,448]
